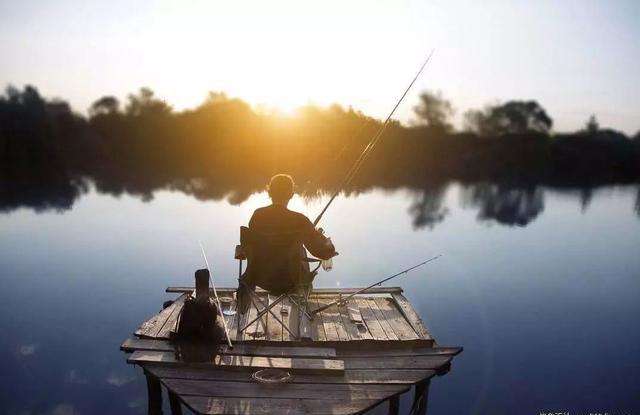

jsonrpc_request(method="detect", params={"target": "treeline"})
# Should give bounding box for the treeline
[1,85,639,215]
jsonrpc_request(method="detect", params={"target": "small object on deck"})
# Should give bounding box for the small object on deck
[219,296,233,306]
[280,305,290,315]
[347,303,363,323]
[222,309,236,316]
[251,368,292,385]
[247,329,265,338]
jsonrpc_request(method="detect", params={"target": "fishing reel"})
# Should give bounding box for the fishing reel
[334,293,348,308]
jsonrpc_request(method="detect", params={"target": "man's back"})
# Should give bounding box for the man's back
[249,204,334,260]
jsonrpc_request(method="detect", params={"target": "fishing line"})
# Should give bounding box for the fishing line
[313,49,435,226]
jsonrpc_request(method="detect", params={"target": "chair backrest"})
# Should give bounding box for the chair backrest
[239,226,311,295]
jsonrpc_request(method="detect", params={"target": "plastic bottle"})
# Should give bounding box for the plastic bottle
[321,237,333,271]
[321,257,333,271]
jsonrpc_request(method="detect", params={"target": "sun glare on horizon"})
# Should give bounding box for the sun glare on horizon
[1,0,638,132]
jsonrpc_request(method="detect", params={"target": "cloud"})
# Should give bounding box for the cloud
[106,373,135,387]
[50,403,78,415]
[19,344,37,356]
[65,369,88,385]
[127,397,146,413]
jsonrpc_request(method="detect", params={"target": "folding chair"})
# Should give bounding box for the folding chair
[234,226,322,340]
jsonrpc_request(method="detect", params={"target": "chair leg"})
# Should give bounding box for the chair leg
[288,294,312,320]
[241,294,284,331]
[242,289,298,339]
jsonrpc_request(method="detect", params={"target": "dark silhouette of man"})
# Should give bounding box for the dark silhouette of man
[249,174,336,260]
[238,174,336,308]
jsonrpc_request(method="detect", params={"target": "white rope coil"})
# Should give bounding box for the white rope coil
[251,369,292,385]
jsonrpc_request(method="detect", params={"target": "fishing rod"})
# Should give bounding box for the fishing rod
[199,242,233,348]
[310,254,442,316]
[313,49,435,227]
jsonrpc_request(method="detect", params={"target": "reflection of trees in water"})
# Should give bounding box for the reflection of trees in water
[0,174,87,213]
[635,187,640,217]
[462,183,544,226]
[408,184,449,229]
[578,188,593,212]
[2,85,640,224]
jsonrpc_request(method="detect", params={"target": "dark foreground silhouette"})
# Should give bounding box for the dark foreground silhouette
[1,85,639,227]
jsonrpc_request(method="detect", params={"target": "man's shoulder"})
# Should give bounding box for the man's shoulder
[252,206,271,215]
[286,208,313,224]
[250,205,313,228]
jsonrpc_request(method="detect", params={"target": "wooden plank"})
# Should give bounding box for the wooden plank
[338,305,372,341]
[120,337,338,358]
[366,299,398,341]
[265,295,282,342]
[317,300,346,341]
[128,351,344,374]
[281,296,298,342]
[216,344,337,359]
[147,365,436,385]
[183,396,384,415]
[374,297,420,341]
[342,355,450,370]
[162,378,408,400]
[310,298,327,341]
[135,293,189,338]
[120,337,175,353]
[121,337,173,353]
[391,293,432,341]
[337,347,463,358]
[243,293,266,340]
[167,287,403,295]
[156,300,186,339]
[355,298,388,341]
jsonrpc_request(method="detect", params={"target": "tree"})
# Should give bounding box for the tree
[89,96,120,117]
[413,90,454,132]
[464,100,552,136]
[585,114,599,134]
[125,87,171,117]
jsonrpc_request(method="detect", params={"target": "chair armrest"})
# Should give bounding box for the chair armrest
[235,245,247,260]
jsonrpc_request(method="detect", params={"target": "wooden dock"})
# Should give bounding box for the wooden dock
[121,286,462,415]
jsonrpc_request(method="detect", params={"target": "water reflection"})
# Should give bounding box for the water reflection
[2,173,640,228]
[0,173,87,213]
[461,184,544,227]
[408,182,449,229]
[1,182,639,415]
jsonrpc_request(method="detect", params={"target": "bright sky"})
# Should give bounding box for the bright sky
[1,0,639,134]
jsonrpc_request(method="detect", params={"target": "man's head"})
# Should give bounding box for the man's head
[267,174,295,205]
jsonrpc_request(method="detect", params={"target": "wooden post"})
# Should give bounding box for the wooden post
[195,269,209,300]
[412,379,431,415]
[168,391,183,415]
[388,395,400,415]
[145,372,163,415]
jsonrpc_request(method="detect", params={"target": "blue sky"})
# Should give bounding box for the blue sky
[1,0,638,134]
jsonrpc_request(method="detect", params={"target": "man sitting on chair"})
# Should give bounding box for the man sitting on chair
[237,174,337,310]
[250,174,336,259]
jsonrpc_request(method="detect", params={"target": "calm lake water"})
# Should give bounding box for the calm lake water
[1,184,639,414]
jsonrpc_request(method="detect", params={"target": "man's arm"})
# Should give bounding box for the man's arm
[301,217,336,260]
